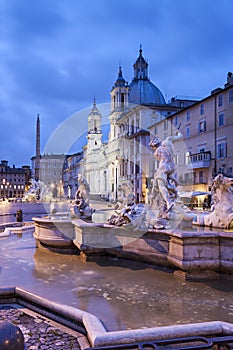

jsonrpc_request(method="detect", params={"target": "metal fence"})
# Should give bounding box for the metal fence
[85,335,233,350]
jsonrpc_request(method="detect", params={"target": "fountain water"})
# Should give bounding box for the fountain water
[1,195,233,348]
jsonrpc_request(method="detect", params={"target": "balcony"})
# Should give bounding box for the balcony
[187,151,211,170]
[125,128,149,139]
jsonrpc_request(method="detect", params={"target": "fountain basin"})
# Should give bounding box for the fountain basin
[32,216,233,280]
[33,216,77,253]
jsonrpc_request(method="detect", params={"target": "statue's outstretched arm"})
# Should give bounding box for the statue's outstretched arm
[165,131,183,143]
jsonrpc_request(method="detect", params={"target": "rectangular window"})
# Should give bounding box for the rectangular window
[217,142,227,159]
[218,95,223,107]
[218,113,224,127]
[163,120,168,131]
[131,122,134,135]
[104,171,107,191]
[200,104,204,115]
[174,116,178,127]
[198,120,206,133]
[186,111,190,122]
[229,89,233,103]
[131,163,134,174]
[199,171,204,183]
[186,127,190,138]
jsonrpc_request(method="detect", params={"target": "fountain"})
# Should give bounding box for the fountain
[1,157,233,348]
[33,175,95,253]
[32,131,233,281]
[70,174,95,220]
[194,173,233,229]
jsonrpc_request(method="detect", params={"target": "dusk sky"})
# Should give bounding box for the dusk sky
[0,0,233,167]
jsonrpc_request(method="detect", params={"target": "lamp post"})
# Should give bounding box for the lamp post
[115,157,119,201]
[2,179,6,200]
[59,180,62,201]
[6,182,9,199]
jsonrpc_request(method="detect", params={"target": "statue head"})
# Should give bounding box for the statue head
[149,137,161,149]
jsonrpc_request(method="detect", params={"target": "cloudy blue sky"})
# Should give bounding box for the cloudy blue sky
[0,0,233,166]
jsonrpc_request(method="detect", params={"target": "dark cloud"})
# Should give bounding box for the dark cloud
[0,0,232,166]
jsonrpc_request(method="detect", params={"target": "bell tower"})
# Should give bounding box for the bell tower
[88,98,102,134]
[109,65,129,141]
[110,65,128,112]
[87,99,102,152]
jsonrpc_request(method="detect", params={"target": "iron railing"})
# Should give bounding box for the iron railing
[85,335,233,350]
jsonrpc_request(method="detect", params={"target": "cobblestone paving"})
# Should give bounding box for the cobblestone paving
[0,306,86,349]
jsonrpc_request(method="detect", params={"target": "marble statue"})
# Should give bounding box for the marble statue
[75,175,91,205]
[24,179,42,202]
[115,182,135,210]
[196,174,233,229]
[70,175,94,219]
[108,181,147,230]
[107,203,146,229]
[148,130,197,228]
[24,180,56,202]
[108,129,196,230]
[149,130,183,216]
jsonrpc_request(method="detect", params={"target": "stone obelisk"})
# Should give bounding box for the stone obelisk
[34,114,40,181]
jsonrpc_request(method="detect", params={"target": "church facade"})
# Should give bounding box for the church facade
[83,48,193,202]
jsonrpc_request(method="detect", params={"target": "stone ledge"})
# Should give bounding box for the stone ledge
[0,287,233,348]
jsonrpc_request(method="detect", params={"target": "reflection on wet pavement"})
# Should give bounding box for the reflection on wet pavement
[0,231,233,331]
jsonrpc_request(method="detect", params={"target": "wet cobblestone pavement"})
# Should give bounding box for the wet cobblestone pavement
[0,306,86,349]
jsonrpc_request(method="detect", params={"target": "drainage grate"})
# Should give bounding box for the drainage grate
[85,335,233,350]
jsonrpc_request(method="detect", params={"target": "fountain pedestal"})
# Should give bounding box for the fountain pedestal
[168,229,233,280]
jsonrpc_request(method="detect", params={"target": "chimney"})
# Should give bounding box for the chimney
[224,72,233,88]
[227,72,233,85]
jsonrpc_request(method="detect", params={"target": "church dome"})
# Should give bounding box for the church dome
[128,47,166,105]
[129,79,166,105]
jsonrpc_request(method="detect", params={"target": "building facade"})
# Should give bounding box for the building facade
[0,160,31,200]
[63,152,83,198]
[31,153,66,199]
[148,72,233,206]
[62,49,233,207]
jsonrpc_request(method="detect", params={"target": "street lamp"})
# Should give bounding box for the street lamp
[59,180,63,201]
[115,157,119,201]
[6,182,9,199]
[2,179,6,200]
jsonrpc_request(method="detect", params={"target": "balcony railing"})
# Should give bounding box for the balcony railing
[187,151,211,170]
